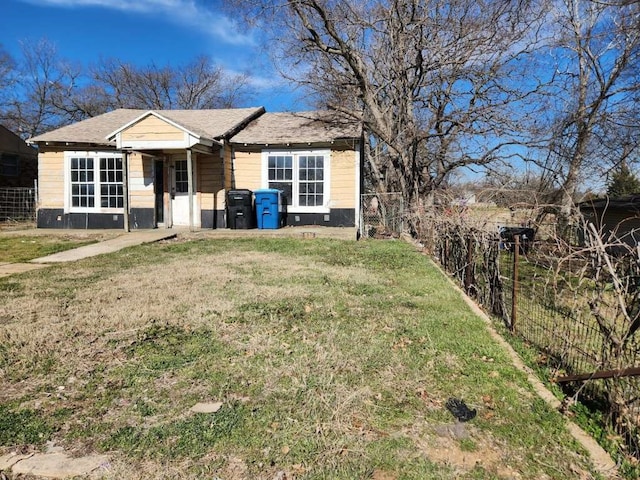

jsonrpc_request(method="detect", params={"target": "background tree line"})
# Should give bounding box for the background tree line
[0,39,255,139]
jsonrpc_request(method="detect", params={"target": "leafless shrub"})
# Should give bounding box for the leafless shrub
[417,203,640,461]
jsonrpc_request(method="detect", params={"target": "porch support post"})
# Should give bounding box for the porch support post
[123,150,130,232]
[187,148,194,232]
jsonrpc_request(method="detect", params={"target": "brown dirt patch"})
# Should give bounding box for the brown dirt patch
[419,435,523,478]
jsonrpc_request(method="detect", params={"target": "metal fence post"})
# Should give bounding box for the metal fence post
[464,236,473,293]
[511,235,519,333]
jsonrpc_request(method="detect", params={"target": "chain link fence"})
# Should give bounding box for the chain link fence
[0,187,37,222]
[359,193,404,239]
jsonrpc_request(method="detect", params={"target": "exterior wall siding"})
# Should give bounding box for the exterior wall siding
[231,149,262,191]
[601,211,640,245]
[581,208,640,247]
[37,149,65,208]
[329,148,356,209]
[121,116,184,142]
[198,151,224,215]
[128,153,155,209]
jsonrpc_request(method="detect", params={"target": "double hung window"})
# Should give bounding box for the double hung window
[66,152,124,212]
[264,150,329,211]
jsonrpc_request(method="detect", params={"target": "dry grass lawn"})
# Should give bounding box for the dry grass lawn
[0,236,601,479]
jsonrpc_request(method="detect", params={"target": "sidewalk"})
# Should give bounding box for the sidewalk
[0,230,177,278]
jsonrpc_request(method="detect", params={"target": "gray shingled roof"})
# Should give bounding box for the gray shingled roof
[29,107,265,145]
[230,111,362,145]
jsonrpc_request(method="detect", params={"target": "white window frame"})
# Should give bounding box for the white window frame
[64,151,125,214]
[261,149,331,213]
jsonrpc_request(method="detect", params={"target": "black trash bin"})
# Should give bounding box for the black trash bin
[226,189,254,229]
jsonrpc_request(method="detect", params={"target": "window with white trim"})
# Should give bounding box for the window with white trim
[264,150,329,211]
[66,152,124,212]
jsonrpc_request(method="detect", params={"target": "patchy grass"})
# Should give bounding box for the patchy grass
[0,235,98,263]
[0,238,600,479]
[0,405,59,446]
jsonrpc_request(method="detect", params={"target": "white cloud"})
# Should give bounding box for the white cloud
[20,0,255,45]
[223,68,284,90]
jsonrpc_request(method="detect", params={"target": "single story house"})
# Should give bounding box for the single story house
[1,124,38,188]
[578,195,640,246]
[28,108,363,230]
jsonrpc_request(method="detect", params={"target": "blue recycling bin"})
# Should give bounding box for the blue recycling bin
[254,189,284,229]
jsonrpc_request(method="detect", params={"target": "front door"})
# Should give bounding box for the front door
[171,159,198,227]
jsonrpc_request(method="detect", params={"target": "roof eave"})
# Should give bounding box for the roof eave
[32,140,116,148]
[230,135,361,147]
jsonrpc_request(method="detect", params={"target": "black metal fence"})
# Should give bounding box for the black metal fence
[419,217,640,463]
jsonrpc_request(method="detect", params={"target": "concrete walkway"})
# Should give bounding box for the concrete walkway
[0,230,177,278]
[0,226,357,278]
[30,229,177,263]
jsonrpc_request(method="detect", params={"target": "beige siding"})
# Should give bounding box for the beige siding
[37,150,65,208]
[329,148,356,208]
[231,149,262,191]
[198,152,224,211]
[128,153,155,209]
[121,115,185,142]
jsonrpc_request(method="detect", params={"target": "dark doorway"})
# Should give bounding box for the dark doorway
[154,160,164,224]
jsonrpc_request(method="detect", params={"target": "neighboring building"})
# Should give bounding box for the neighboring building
[579,195,640,246]
[450,193,476,207]
[28,108,363,230]
[0,125,38,188]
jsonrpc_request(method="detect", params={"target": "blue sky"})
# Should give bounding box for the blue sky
[1,0,301,112]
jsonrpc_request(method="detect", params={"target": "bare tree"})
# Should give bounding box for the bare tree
[227,0,546,225]
[1,39,258,137]
[472,169,560,210]
[0,45,16,108]
[87,56,254,112]
[176,56,253,109]
[0,39,74,138]
[532,0,640,224]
